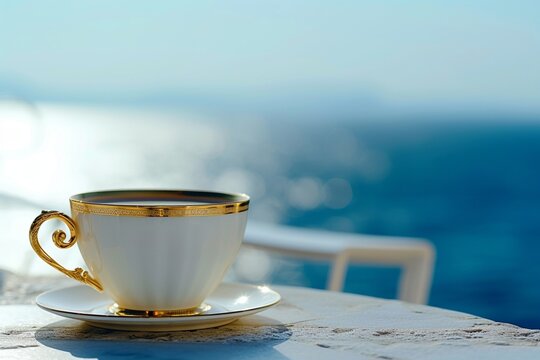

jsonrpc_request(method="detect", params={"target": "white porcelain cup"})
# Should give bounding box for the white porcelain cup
[29,190,249,313]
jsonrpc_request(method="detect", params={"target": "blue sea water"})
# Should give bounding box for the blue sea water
[244,119,540,329]
[2,106,539,329]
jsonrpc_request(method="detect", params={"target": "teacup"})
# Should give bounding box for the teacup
[29,190,249,314]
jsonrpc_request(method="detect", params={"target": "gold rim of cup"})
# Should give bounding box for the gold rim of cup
[69,189,250,217]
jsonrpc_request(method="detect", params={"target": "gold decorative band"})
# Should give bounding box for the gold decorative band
[109,303,211,317]
[69,190,249,218]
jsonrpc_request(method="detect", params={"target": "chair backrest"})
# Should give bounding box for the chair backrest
[243,222,435,304]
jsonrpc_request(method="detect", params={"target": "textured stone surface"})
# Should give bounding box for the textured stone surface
[0,273,73,306]
[0,275,539,359]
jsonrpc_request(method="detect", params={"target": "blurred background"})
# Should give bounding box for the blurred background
[1,1,539,328]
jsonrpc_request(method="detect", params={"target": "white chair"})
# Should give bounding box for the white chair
[243,222,435,304]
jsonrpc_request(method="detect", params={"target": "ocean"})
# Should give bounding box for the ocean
[2,105,539,329]
[234,119,540,329]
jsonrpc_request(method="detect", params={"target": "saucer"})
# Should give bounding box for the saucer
[36,283,281,331]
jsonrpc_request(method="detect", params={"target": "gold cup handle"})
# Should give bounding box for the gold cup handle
[29,210,103,291]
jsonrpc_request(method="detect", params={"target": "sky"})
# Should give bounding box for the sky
[1,1,539,116]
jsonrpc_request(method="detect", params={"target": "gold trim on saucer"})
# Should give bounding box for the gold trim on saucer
[69,190,250,217]
[109,303,212,317]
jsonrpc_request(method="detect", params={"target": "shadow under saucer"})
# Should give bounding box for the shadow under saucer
[35,315,292,360]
